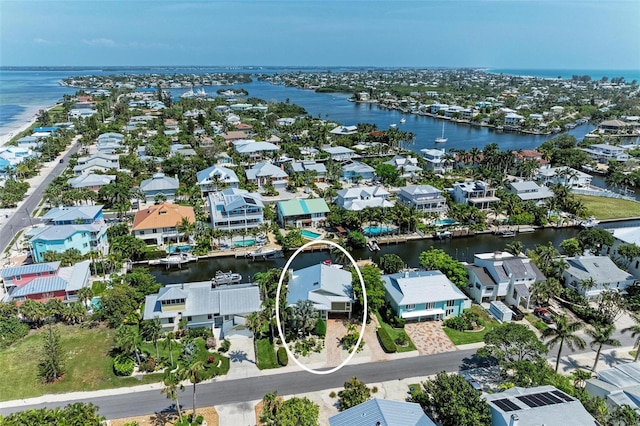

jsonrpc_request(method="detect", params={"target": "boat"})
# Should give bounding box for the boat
[159,252,196,266]
[500,230,516,238]
[390,123,397,128]
[211,270,242,286]
[435,231,452,239]
[435,122,448,143]
[579,216,600,229]
[194,88,208,97]
[322,260,343,269]
[246,247,281,259]
[400,118,406,124]
[180,89,195,99]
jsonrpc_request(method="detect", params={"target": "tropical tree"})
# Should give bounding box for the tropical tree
[77,286,93,311]
[377,253,405,274]
[141,317,162,361]
[504,241,524,257]
[161,369,184,423]
[622,315,640,362]
[337,377,371,411]
[586,324,621,371]
[478,322,548,363]
[114,324,142,365]
[180,360,206,418]
[38,323,66,383]
[530,278,563,306]
[542,314,586,372]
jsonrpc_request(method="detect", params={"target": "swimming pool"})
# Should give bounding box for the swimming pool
[166,245,194,253]
[90,296,102,310]
[434,219,458,226]
[301,230,321,239]
[234,239,256,247]
[363,226,396,236]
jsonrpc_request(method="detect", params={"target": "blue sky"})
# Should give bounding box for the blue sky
[1,0,639,69]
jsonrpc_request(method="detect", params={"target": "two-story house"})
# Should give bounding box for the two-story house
[323,146,356,161]
[452,181,500,210]
[506,180,554,205]
[335,186,394,211]
[245,162,289,188]
[73,152,120,176]
[382,270,470,322]
[67,173,116,191]
[383,155,422,179]
[397,185,448,214]
[341,161,376,183]
[233,140,280,159]
[277,198,330,228]
[562,255,635,299]
[290,161,327,182]
[139,173,180,202]
[196,165,239,197]
[536,166,592,188]
[132,202,195,246]
[208,188,264,232]
[420,148,451,174]
[581,143,630,163]
[465,251,545,307]
[287,264,354,319]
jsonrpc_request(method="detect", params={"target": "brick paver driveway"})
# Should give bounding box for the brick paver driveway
[405,321,456,355]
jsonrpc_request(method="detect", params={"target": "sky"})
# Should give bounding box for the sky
[1,0,639,69]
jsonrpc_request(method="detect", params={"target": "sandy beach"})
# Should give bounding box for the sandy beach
[0,103,57,146]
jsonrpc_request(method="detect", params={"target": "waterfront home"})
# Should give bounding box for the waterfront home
[276,198,329,228]
[0,158,13,177]
[233,140,279,159]
[143,282,261,336]
[73,152,120,176]
[383,155,422,179]
[504,112,525,126]
[341,161,376,183]
[139,173,180,202]
[486,385,597,426]
[29,223,108,262]
[335,186,394,211]
[329,398,435,426]
[2,261,91,305]
[0,146,36,166]
[208,188,264,232]
[605,226,640,280]
[506,180,554,205]
[420,148,451,174]
[430,103,449,114]
[561,255,635,299]
[67,173,116,191]
[329,125,358,135]
[464,251,545,307]
[323,146,356,161]
[451,181,500,210]
[585,363,640,412]
[286,264,353,319]
[382,270,470,322]
[512,149,550,169]
[290,160,327,182]
[536,166,592,188]
[197,164,239,196]
[598,119,634,134]
[245,162,289,188]
[397,185,448,214]
[132,202,195,246]
[581,143,630,162]
[17,136,41,149]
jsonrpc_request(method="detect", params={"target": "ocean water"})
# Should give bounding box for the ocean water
[488,68,640,82]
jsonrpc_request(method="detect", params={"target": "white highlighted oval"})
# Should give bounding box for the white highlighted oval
[275,239,367,375]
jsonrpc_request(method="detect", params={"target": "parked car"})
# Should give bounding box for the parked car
[534,307,554,324]
[510,305,524,321]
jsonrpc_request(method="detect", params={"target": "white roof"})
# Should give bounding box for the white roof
[287,264,353,309]
[382,270,468,306]
[565,255,634,284]
[610,226,640,246]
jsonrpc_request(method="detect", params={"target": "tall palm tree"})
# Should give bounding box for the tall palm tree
[622,315,640,362]
[180,360,206,419]
[161,369,184,422]
[77,287,93,311]
[543,314,586,372]
[586,324,621,371]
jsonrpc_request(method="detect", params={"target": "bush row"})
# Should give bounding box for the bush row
[376,328,397,353]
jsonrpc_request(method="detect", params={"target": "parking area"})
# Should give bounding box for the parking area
[404,321,457,355]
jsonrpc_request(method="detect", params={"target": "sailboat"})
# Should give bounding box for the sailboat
[435,122,448,143]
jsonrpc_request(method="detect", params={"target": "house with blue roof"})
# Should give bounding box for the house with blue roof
[41,205,104,225]
[276,198,330,228]
[287,264,353,319]
[329,398,435,426]
[197,164,240,196]
[341,161,376,183]
[382,270,470,322]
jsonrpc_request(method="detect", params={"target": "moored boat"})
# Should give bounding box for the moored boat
[211,270,242,285]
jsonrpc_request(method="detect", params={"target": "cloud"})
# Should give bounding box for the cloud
[82,38,116,47]
[33,38,51,45]
[127,41,171,49]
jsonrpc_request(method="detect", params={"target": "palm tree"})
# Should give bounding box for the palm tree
[586,324,621,371]
[77,287,93,311]
[163,331,176,366]
[161,369,184,422]
[622,315,640,362]
[543,314,586,372]
[180,360,206,419]
[114,325,142,365]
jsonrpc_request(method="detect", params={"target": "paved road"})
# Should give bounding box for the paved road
[0,348,480,418]
[0,140,80,254]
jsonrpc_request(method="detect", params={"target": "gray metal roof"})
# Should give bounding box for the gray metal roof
[140,173,179,192]
[245,162,288,180]
[1,262,60,278]
[565,255,634,284]
[382,270,468,306]
[29,224,100,242]
[157,286,188,301]
[10,277,68,297]
[287,264,353,307]
[42,205,103,223]
[400,185,441,196]
[329,398,435,426]
[196,165,239,186]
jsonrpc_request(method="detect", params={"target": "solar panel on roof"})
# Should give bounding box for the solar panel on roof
[516,391,571,409]
[551,390,574,402]
[493,399,520,412]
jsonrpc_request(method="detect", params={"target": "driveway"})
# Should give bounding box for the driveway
[404,321,456,355]
[223,329,260,380]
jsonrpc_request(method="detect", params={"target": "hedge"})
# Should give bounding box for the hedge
[277,346,288,366]
[315,318,326,338]
[113,354,134,376]
[376,328,397,353]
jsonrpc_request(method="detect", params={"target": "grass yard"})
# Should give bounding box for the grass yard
[256,338,279,370]
[443,305,499,345]
[375,313,417,353]
[525,313,549,331]
[575,194,640,220]
[0,324,163,401]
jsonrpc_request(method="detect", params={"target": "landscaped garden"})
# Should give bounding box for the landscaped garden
[375,312,416,353]
[442,305,499,345]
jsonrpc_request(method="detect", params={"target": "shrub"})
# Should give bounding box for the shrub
[394,332,409,347]
[372,386,378,393]
[207,356,216,364]
[314,318,326,338]
[329,391,337,398]
[205,336,217,350]
[444,316,472,332]
[277,346,288,366]
[376,328,397,353]
[139,358,156,373]
[113,354,135,376]
[187,327,213,339]
[219,338,231,353]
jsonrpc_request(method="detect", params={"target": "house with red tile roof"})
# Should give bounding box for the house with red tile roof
[132,202,195,246]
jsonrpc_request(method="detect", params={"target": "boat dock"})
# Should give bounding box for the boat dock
[149,252,198,269]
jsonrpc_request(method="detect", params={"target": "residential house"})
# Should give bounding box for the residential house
[465,251,545,307]
[397,185,447,214]
[73,152,120,176]
[585,363,640,412]
[16,136,41,149]
[233,140,279,159]
[329,398,435,426]
[29,224,108,262]
[537,166,592,188]
[513,150,550,169]
[606,226,640,280]
[96,132,125,153]
[382,270,470,322]
[420,148,451,174]
[139,173,180,202]
[246,162,289,188]
[41,205,105,225]
[335,186,394,211]
[298,146,319,159]
[196,165,239,196]
[290,161,327,182]
[383,155,422,179]
[143,282,261,336]
[208,188,264,231]
[485,385,597,426]
[220,130,248,142]
[323,146,356,161]
[451,181,500,210]
[0,146,36,166]
[67,173,116,191]
[277,198,330,228]
[287,264,353,319]
[329,125,358,135]
[562,255,635,298]
[132,202,195,245]
[504,112,524,126]
[582,143,630,162]
[341,161,375,183]
[169,143,197,158]
[506,180,554,205]
[2,261,91,305]
[598,119,633,134]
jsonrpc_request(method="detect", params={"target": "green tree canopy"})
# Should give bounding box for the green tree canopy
[418,248,468,289]
[478,322,548,363]
[0,402,104,425]
[351,264,385,316]
[338,377,371,411]
[377,253,405,274]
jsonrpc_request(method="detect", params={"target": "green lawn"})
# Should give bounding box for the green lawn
[575,194,640,220]
[375,313,417,353]
[256,338,279,370]
[443,305,499,345]
[525,313,549,331]
[0,324,163,401]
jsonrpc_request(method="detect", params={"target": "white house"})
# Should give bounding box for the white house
[506,180,554,205]
[585,363,640,412]
[581,143,630,162]
[504,112,524,126]
[397,185,448,214]
[245,162,289,188]
[420,148,451,174]
[562,255,635,298]
[605,226,640,280]
[208,188,264,232]
[323,146,356,161]
[196,165,239,196]
[329,125,358,135]
[233,140,279,158]
[287,264,353,319]
[451,181,500,210]
[537,166,592,188]
[335,186,394,211]
[383,155,422,178]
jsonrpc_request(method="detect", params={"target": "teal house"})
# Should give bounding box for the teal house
[276,198,329,228]
[382,270,470,322]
